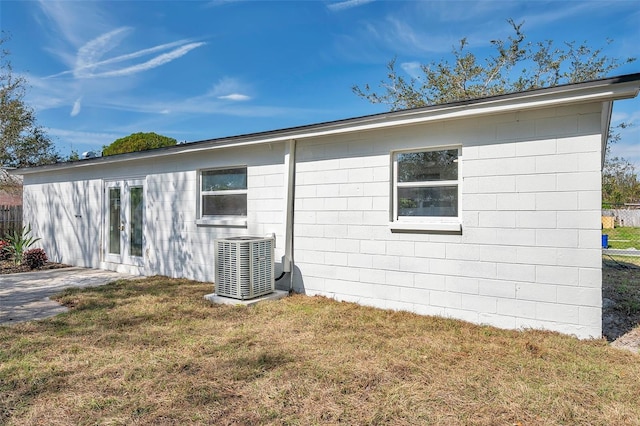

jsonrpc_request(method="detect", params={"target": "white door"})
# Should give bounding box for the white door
[105,179,145,267]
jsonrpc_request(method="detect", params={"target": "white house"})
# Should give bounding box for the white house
[14,73,640,339]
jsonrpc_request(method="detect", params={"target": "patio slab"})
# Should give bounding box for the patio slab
[0,267,140,325]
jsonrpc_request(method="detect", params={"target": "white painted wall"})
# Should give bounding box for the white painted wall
[23,143,288,283]
[292,102,603,339]
[21,101,604,339]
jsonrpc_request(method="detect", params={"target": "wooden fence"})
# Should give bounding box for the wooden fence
[0,205,23,238]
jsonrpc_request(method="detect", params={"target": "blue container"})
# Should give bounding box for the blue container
[602,234,608,249]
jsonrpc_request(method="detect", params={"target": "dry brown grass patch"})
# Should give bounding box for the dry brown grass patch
[1,276,640,425]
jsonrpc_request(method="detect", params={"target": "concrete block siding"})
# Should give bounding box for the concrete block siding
[24,145,288,283]
[21,99,608,339]
[21,74,640,340]
[23,179,103,268]
[293,103,603,339]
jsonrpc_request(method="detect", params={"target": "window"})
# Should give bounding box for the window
[198,167,247,226]
[391,147,461,231]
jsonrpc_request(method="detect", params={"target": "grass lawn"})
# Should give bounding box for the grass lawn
[603,227,640,250]
[1,278,640,425]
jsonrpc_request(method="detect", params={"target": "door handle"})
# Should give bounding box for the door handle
[120,222,125,231]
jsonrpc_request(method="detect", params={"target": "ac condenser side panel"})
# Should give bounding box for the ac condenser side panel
[214,237,275,300]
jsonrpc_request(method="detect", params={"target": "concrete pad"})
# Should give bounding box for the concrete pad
[0,267,140,325]
[204,290,289,306]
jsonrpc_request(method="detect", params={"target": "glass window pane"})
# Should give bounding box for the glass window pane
[130,186,143,257]
[203,194,247,216]
[398,186,458,217]
[109,188,121,254]
[398,149,458,182]
[202,168,247,191]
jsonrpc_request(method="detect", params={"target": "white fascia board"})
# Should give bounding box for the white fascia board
[14,76,640,176]
[601,101,614,169]
[139,81,640,151]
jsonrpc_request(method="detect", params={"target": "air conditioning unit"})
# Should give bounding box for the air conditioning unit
[214,236,275,300]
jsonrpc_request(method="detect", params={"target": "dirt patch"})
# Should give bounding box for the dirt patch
[602,255,640,353]
[0,260,71,275]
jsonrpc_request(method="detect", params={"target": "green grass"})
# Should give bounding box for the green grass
[603,227,640,250]
[1,277,639,425]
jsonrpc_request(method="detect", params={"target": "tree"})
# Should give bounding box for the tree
[354,20,639,205]
[0,34,58,168]
[602,156,640,206]
[353,20,636,110]
[66,150,80,162]
[0,167,21,194]
[102,132,177,156]
[603,123,640,206]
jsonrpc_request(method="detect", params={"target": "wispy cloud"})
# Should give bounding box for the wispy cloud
[47,39,197,79]
[74,27,131,76]
[46,27,206,80]
[612,107,640,126]
[35,1,206,118]
[218,94,251,101]
[205,0,245,7]
[512,2,604,29]
[70,98,82,117]
[400,62,422,79]
[370,16,457,54]
[327,0,374,12]
[95,94,287,117]
[84,41,206,79]
[208,77,252,101]
[47,128,120,148]
[36,0,108,48]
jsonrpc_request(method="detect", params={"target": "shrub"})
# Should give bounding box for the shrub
[22,248,48,269]
[3,224,41,265]
[0,240,10,261]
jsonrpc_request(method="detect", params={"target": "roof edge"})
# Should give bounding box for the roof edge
[12,72,640,175]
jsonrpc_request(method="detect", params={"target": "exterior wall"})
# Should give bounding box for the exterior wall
[0,191,22,206]
[0,169,23,206]
[20,101,606,339]
[292,102,603,339]
[23,143,287,282]
[23,177,103,267]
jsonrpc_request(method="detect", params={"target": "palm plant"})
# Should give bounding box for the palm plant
[3,224,41,265]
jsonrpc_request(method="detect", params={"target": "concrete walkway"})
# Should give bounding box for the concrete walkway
[0,267,139,325]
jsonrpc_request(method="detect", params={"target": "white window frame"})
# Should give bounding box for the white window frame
[196,166,248,227]
[389,146,462,232]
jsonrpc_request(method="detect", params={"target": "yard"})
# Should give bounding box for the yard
[1,274,640,425]
[603,255,640,346]
[603,226,640,250]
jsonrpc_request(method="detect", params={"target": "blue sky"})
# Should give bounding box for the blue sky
[2,0,639,168]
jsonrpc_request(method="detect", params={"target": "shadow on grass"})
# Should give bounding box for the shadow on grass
[41,277,213,333]
[54,277,201,307]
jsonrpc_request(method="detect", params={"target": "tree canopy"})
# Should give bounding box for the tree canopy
[102,132,177,156]
[1,34,58,168]
[354,20,639,205]
[603,124,640,206]
[353,20,636,111]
